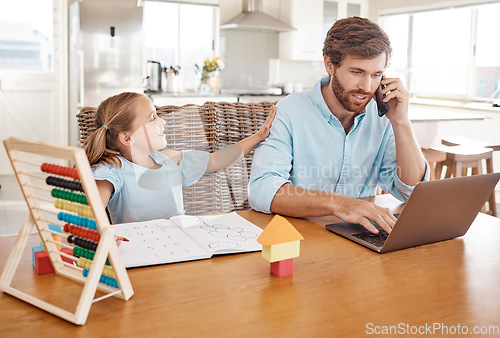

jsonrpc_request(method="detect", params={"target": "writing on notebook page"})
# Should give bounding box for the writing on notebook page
[113,212,263,268]
[186,216,259,248]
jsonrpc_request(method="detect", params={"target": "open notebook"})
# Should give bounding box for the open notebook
[112,212,263,268]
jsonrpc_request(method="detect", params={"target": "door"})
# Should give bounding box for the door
[0,0,67,175]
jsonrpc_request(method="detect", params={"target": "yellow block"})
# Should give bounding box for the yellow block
[262,240,300,263]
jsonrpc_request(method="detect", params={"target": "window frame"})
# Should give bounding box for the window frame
[143,1,220,83]
[379,1,500,102]
[0,0,65,82]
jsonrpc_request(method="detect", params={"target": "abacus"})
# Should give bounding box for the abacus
[0,137,133,325]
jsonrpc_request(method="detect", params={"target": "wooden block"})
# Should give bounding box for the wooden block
[270,258,294,277]
[35,248,74,275]
[262,240,300,263]
[32,245,44,269]
[53,234,62,251]
[48,223,62,233]
[43,234,62,252]
[257,215,303,246]
[60,247,74,263]
[35,251,54,274]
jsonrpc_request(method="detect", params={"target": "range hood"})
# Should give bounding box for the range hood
[221,0,295,32]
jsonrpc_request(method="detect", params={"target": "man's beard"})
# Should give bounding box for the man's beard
[331,71,372,114]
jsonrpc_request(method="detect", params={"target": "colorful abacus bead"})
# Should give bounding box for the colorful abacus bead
[41,163,79,180]
[72,246,110,265]
[82,269,119,288]
[78,258,116,278]
[46,176,83,192]
[77,256,93,270]
[64,223,100,242]
[54,199,94,218]
[51,188,88,205]
[57,212,97,230]
[103,265,116,278]
[68,235,98,252]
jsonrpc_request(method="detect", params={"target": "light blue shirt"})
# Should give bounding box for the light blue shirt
[248,77,429,213]
[92,150,209,224]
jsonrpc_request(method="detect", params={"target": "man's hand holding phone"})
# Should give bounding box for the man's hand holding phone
[375,76,410,124]
[375,75,388,116]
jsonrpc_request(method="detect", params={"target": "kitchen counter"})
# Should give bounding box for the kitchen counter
[146,92,286,106]
[146,92,237,106]
[410,97,500,113]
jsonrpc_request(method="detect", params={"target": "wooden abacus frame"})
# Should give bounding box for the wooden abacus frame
[0,137,134,325]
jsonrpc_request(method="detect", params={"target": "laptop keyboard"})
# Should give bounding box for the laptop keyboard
[352,230,389,247]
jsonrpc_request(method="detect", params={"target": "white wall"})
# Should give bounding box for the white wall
[221,30,279,89]
[219,0,326,90]
[219,0,280,88]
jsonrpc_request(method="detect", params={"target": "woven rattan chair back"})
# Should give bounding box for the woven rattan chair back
[157,104,218,215]
[76,100,275,216]
[213,101,274,212]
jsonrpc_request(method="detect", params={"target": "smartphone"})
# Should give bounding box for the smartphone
[375,76,388,117]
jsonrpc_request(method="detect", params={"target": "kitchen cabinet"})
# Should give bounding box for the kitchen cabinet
[279,0,368,61]
[279,0,324,61]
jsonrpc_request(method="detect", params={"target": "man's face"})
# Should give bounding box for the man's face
[329,54,386,114]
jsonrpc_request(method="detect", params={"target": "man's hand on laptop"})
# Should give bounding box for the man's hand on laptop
[332,196,397,234]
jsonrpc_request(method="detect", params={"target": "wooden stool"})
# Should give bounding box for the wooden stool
[441,136,499,217]
[434,144,496,217]
[421,148,447,180]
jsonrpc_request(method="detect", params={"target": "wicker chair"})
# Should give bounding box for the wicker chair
[76,101,275,215]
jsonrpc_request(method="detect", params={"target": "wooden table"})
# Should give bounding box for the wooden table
[1,195,499,336]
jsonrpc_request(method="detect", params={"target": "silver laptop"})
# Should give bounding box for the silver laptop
[326,172,500,253]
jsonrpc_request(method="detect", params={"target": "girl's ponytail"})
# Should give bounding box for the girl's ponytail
[84,123,119,166]
[82,92,141,167]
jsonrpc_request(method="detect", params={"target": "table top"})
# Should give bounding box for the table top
[1,195,499,336]
[409,108,485,123]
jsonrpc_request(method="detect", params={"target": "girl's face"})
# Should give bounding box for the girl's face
[129,95,167,152]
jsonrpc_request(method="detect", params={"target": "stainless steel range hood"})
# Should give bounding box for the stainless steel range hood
[221,0,295,32]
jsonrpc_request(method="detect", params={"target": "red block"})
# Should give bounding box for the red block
[34,248,74,275]
[270,258,294,277]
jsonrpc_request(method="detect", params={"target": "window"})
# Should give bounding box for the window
[412,7,471,98]
[380,2,500,101]
[378,14,409,86]
[0,0,53,72]
[475,2,500,99]
[143,1,218,91]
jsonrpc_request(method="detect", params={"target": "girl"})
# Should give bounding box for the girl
[84,92,275,224]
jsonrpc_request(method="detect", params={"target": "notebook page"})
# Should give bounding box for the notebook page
[178,212,263,255]
[112,218,210,268]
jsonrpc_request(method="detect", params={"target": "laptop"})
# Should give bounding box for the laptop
[325,172,500,253]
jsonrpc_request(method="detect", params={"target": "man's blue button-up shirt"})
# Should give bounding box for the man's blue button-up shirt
[248,77,429,213]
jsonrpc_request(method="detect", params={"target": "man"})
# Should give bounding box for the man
[248,17,429,234]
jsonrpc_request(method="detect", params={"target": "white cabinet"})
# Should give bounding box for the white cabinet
[279,0,368,61]
[279,0,324,61]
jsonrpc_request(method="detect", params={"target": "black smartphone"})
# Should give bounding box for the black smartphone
[375,76,388,117]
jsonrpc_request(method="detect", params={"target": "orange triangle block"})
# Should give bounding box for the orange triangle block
[257,215,304,246]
